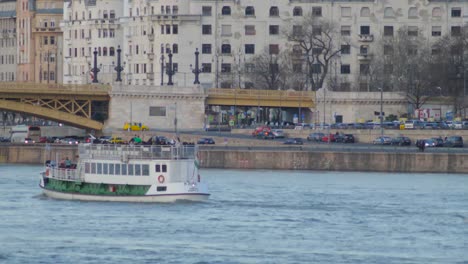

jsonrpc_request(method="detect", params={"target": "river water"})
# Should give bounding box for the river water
[0,164,467,264]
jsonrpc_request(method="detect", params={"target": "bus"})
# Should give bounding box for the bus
[10,125,41,143]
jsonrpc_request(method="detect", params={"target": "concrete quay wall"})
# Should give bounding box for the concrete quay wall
[1,145,467,174]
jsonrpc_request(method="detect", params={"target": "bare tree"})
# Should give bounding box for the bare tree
[369,26,436,111]
[284,13,345,91]
[243,51,291,90]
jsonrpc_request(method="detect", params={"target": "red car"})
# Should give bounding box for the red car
[252,126,271,136]
[321,134,336,142]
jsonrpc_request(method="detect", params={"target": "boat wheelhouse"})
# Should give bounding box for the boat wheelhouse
[39,144,209,202]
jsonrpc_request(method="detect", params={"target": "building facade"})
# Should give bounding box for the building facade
[60,0,468,90]
[0,0,16,82]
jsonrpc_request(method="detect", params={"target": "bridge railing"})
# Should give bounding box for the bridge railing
[207,88,315,99]
[0,82,110,93]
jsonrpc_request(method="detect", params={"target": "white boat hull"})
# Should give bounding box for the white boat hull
[41,187,210,203]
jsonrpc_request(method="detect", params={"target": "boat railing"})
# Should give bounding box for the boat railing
[79,144,198,160]
[46,167,82,181]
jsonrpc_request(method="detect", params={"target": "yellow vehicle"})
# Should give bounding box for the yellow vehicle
[123,122,149,131]
[109,137,125,144]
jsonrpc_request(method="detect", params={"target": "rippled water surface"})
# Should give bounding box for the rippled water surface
[0,164,467,264]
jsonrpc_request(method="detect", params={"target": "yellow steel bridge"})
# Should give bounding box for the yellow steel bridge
[0,83,314,130]
[0,82,110,130]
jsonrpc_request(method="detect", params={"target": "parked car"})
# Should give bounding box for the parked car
[271,129,285,138]
[391,136,411,146]
[307,132,325,142]
[99,136,112,144]
[24,137,35,144]
[61,138,79,145]
[444,136,464,147]
[252,126,271,136]
[423,138,438,147]
[0,136,10,143]
[431,137,444,147]
[335,134,355,143]
[197,138,215,144]
[283,138,303,145]
[110,137,125,144]
[321,134,336,142]
[256,131,275,139]
[373,136,392,145]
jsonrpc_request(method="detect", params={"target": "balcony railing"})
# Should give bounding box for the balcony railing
[358,34,374,42]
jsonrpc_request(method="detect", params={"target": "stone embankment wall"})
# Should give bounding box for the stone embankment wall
[1,145,467,173]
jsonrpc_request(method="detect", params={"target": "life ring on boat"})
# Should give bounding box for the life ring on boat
[158,175,165,184]
[45,168,50,177]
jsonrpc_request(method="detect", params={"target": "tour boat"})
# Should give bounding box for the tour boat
[39,143,210,202]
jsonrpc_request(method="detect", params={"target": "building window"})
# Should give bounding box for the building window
[312,7,322,16]
[221,44,231,54]
[313,26,322,35]
[270,25,279,35]
[341,25,351,36]
[202,63,212,73]
[269,44,279,55]
[432,7,441,17]
[149,107,166,116]
[384,7,394,17]
[452,26,461,36]
[43,36,48,45]
[270,6,279,17]
[245,44,255,54]
[245,6,255,16]
[109,47,115,56]
[408,45,417,56]
[222,6,231,15]
[221,63,231,73]
[384,64,393,74]
[220,82,232,88]
[360,26,370,35]
[293,25,302,36]
[384,26,393,36]
[341,7,351,17]
[341,65,350,74]
[202,6,212,16]
[312,64,321,74]
[360,64,369,75]
[202,25,212,35]
[172,25,178,34]
[408,26,418,36]
[293,7,302,16]
[360,7,370,17]
[432,26,442,36]
[293,64,302,72]
[408,7,417,18]
[452,8,461,17]
[360,45,368,55]
[202,44,212,54]
[341,44,350,55]
[245,25,256,35]
[384,45,393,55]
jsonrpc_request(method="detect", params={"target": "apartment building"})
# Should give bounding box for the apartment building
[0,0,16,82]
[61,0,468,91]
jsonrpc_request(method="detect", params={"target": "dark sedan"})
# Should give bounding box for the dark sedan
[197,138,215,144]
[391,136,411,146]
[283,138,304,145]
[335,134,355,143]
[256,131,275,140]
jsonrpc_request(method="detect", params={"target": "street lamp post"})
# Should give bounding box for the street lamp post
[378,87,384,137]
[436,86,442,120]
[91,48,100,83]
[114,45,124,82]
[160,55,165,85]
[191,48,201,84]
[166,52,174,85]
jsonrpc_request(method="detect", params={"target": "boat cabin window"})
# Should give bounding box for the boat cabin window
[109,164,114,175]
[142,164,149,176]
[114,163,120,175]
[103,163,108,174]
[155,164,167,173]
[121,164,127,175]
[157,186,167,192]
[97,163,102,174]
[134,164,141,176]
[128,164,134,176]
[91,163,96,173]
[85,163,90,173]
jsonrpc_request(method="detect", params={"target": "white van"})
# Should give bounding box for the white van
[404,120,422,129]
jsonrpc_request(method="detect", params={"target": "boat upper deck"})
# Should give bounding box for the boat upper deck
[78,144,198,161]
